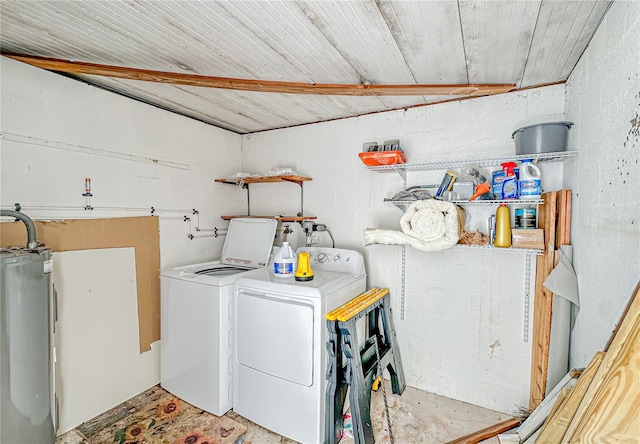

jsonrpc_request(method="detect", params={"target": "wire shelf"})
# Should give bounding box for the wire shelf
[385,198,544,209]
[366,150,578,173]
[453,244,542,255]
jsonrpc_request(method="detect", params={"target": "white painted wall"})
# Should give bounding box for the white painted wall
[1,56,243,269]
[564,1,640,368]
[2,0,637,418]
[0,57,243,421]
[242,86,566,413]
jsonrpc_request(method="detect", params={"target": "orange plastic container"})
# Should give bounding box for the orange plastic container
[358,150,406,166]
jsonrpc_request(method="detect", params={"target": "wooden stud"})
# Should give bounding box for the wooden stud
[555,189,572,248]
[3,53,516,97]
[564,190,572,245]
[529,191,557,410]
[445,418,522,444]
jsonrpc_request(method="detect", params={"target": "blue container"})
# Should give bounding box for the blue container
[515,208,537,229]
[492,170,505,197]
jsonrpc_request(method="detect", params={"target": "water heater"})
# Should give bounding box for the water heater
[1,238,55,443]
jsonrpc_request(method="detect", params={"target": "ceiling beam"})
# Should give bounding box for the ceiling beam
[3,54,515,97]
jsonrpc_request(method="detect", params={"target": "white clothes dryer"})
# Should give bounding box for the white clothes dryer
[160,218,277,416]
[233,247,366,444]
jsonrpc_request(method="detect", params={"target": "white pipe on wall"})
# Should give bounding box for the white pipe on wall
[1,132,191,170]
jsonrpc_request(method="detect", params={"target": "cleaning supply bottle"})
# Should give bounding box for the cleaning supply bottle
[494,204,512,248]
[273,241,297,278]
[519,159,542,199]
[500,162,519,199]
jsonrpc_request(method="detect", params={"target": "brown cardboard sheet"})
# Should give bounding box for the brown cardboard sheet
[1,216,160,352]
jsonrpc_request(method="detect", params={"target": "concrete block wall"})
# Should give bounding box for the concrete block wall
[564,1,640,368]
[0,56,244,413]
[2,0,637,417]
[242,86,566,413]
[1,57,243,269]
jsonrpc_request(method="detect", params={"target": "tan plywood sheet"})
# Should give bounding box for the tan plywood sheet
[1,216,160,352]
[564,282,640,442]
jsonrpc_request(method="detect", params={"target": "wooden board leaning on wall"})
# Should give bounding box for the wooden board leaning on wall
[535,280,640,442]
[529,189,573,410]
[0,216,160,352]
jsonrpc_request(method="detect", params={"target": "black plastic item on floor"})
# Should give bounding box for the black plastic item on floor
[325,288,406,444]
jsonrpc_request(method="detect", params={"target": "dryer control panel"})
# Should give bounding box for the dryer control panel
[297,247,365,277]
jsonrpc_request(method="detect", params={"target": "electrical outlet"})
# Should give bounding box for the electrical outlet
[311,235,320,244]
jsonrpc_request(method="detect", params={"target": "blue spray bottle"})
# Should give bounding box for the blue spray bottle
[501,161,519,199]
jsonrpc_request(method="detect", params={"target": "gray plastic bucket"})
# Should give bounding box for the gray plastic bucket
[512,121,573,155]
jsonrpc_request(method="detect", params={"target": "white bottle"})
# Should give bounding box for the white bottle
[273,241,297,278]
[519,159,542,199]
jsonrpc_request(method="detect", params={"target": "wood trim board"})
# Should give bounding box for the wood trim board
[445,418,522,444]
[3,54,516,97]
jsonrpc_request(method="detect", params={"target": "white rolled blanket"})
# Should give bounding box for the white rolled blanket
[364,200,465,252]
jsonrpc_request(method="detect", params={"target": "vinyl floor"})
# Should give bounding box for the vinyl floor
[57,382,511,444]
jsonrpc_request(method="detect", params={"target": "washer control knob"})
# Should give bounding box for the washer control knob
[317,252,327,263]
[334,254,341,262]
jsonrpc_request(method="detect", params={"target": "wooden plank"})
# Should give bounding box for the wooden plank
[555,190,564,249]
[458,0,540,84]
[3,54,516,96]
[529,191,557,409]
[220,215,316,222]
[530,256,552,408]
[555,189,572,248]
[445,418,522,444]
[564,190,572,245]
[605,281,640,352]
[536,351,605,443]
[518,369,579,442]
[546,388,571,422]
[565,281,640,442]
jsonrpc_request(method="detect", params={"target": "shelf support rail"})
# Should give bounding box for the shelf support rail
[401,246,406,320]
[523,253,533,342]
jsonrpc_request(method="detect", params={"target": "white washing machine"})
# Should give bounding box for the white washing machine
[160,217,277,416]
[233,247,366,444]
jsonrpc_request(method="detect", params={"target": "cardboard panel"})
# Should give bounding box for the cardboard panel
[1,216,160,352]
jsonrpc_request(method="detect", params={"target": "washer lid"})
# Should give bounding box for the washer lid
[221,218,277,268]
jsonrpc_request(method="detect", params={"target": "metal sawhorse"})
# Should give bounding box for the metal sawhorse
[325,288,406,444]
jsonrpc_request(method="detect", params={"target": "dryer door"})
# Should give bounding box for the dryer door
[236,289,314,386]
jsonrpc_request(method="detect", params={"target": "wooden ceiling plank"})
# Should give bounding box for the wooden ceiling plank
[377,1,468,84]
[3,54,515,96]
[521,0,611,87]
[459,0,541,86]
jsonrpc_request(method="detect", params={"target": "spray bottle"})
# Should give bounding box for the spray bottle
[500,162,519,199]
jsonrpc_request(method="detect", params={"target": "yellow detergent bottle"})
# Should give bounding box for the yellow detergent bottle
[494,204,512,248]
